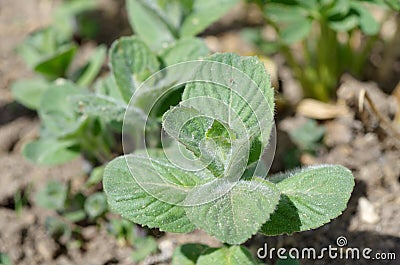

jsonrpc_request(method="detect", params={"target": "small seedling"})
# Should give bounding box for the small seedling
[13,187,31,215]
[11,1,106,166]
[108,218,137,246]
[35,181,69,211]
[15,0,104,83]
[35,180,108,223]
[84,192,108,220]
[107,218,157,262]
[44,216,72,243]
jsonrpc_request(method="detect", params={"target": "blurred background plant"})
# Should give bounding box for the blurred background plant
[11,0,110,166]
[35,180,106,223]
[243,0,400,101]
[13,0,105,84]
[107,218,158,263]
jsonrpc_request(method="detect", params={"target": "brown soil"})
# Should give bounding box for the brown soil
[0,1,399,265]
[250,75,400,265]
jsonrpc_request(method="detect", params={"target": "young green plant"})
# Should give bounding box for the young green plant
[102,51,354,262]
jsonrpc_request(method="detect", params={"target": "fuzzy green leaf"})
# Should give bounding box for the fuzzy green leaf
[196,246,260,265]
[72,94,127,123]
[179,53,274,174]
[185,179,280,244]
[38,81,88,137]
[260,165,354,235]
[34,44,77,79]
[183,53,274,146]
[163,106,235,177]
[11,78,50,110]
[126,0,177,50]
[103,154,213,233]
[110,36,159,102]
[44,217,72,241]
[23,138,79,165]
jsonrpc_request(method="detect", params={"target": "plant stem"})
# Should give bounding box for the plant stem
[79,122,113,164]
[315,19,337,101]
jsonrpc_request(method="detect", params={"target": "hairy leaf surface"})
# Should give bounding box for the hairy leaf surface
[104,154,213,233]
[260,165,354,235]
[182,53,274,146]
[185,179,280,244]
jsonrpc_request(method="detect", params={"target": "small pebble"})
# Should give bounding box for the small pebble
[358,197,380,224]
